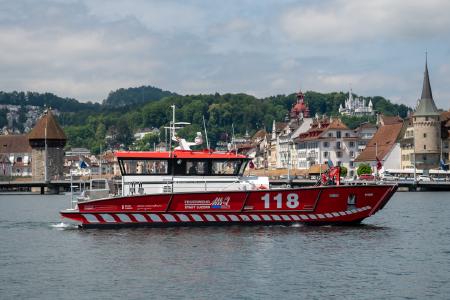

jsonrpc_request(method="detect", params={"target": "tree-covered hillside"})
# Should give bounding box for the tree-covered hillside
[62,90,410,152]
[102,86,176,107]
[0,86,411,153]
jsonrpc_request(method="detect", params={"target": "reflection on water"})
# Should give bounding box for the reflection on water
[0,192,450,299]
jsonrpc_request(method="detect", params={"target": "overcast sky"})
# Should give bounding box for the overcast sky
[1,0,449,109]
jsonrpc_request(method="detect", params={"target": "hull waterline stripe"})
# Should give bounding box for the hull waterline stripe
[217,215,228,222]
[83,214,100,223]
[148,214,163,222]
[228,214,239,221]
[190,214,203,222]
[75,206,374,225]
[204,214,216,222]
[261,214,271,221]
[176,214,190,222]
[100,214,116,223]
[163,214,176,222]
[132,214,147,222]
[116,214,132,223]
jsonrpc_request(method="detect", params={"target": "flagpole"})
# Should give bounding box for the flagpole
[375,142,378,179]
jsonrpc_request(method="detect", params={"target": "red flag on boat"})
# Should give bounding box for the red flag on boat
[249,160,255,169]
[376,157,382,171]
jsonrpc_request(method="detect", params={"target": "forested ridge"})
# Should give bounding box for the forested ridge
[0,86,411,153]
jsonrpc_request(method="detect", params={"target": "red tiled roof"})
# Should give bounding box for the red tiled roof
[355,122,404,162]
[380,115,403,125]
[28,110,66,140]
[327,119,349,130]
[0,135,32,153]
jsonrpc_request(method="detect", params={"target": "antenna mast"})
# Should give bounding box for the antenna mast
[202,115,210,150]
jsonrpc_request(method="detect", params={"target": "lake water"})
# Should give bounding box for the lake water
[0,192,449,299]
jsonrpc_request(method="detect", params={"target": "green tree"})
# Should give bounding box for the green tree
[134,132,160,151]
[340,166,348,177]
[357,163,372,176]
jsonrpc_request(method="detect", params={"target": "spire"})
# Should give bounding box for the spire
[414,54,439,116]
[421,53,433,100]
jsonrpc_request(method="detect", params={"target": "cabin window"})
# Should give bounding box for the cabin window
[211,160,244,175]
[118,159,169,175]
[185,160,208,175]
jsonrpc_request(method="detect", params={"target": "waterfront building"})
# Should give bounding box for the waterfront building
[354,122,378,152]
[0,134,32,177]
[28,109,66,181]
[295,116,361,177]
[355,115,405,172]
[249,129,269,169]
[339,89,374,116]
[269,91,313,169]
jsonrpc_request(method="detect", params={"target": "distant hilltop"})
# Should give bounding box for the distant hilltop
[1,85,412,152]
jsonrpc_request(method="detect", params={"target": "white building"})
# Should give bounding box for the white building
[295,117,363,177]
[339,89,374,116]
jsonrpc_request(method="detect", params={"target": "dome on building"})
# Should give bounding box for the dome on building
[290,91,310,118]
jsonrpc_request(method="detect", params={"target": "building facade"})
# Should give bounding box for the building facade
[339,89,374,116]
[295,117,362,177]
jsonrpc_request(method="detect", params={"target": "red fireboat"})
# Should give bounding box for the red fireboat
[60,106,397,228]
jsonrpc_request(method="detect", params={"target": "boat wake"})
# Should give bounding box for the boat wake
[50,222,78,230]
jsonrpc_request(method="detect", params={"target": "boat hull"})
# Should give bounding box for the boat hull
[60,184,397,228]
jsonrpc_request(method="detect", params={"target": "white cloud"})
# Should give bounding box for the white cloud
[280,0,450,44]
[0,0,448,111]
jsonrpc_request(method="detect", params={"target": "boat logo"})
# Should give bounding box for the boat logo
[211,196,231,209]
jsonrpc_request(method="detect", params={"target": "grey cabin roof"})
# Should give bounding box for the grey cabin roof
[414,59,439,117]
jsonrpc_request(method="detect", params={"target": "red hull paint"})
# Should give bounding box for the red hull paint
[60,184,397,227]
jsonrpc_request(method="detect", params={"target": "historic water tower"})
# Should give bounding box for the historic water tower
[28,109,66,181]
[413,58,441,170]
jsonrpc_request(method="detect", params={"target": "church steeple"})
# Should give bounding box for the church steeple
[421,53,433,101]
[414,54,439,116]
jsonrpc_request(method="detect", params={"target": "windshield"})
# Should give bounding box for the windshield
[119,159,169,175]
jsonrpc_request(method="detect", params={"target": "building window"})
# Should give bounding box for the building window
[337,131,341,138]
[424,145,426,150]
[16,157,22,163]
[349,142,354,147]
[324,142,329,147]
[350,151,354,157]
[345,132,350,137]
[423,155,427,161]
[328,133,332,137]
[323,151,328,158]
[425,117,429,121]
[336,142,341,149]
[423,133,427,138]
[337,151,342,158]
[350,161,354,167]
[337,161,342,166]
